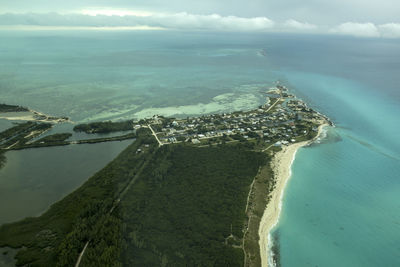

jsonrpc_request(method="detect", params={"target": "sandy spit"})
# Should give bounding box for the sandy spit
[0,109,70,123]
[259,124,328,267]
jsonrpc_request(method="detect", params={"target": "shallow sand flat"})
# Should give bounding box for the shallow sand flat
[259,124,328,267]
[0,110,69,123]
[134,92,260,118]
[80,105,139,122]
[0,112,36,121]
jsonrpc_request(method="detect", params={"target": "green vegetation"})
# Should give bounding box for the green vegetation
[242,153,277,266]
[76,133,136,145]
[0,104,29,112]
[0,151,5,169]
[35,133,72,144]
[0,122,36,142]
[0,129,267,266]
[73,121,134,134]
[0,128,156,266]
[0,125,137,150]
[0,90,328,266]
[293,122,319,142]
[232,133,246,142]
[8,133,75,149]
[120,143,266,266]
[0,122,53,150]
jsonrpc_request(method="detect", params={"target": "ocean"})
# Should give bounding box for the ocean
[0,30,399,266]
[264,35,400,267]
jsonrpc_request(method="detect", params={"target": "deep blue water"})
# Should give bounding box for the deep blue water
[0,31,399,266]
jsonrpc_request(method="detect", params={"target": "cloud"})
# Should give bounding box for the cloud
[330,22,380,38]
[378,23,400,38]
[80,9,153,17]
[0,12,275,31]
[140,12,275,31]
[329,22,400,38]
[0,12,399,39]
[0,25,163,31]
[283,19,317,30]
[2,0,400,26]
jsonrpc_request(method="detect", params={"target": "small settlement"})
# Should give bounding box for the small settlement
[141,85,329,148]
[0,85,330,152]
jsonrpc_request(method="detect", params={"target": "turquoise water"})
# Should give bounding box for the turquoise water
[0,31,399,266]
[274,74,400,266]
[277,129,400,266]
[269,41,400,265]
[0,31,275,122]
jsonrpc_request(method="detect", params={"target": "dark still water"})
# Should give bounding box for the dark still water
[0,140,132,225]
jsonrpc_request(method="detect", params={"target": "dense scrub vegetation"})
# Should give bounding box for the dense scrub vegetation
[76,133,136,145]
[0,151,5,169]
[0,128,156,266]
[0,127,267,266]
[120,144,266,266]
[0,122,53,149]
[0,122,36,142]
[35,133,72,143]
[73,120,134,134]
[0,104,28,112]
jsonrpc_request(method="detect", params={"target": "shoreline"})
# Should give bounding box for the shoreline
[0,109,70,124]
[258,123,329,267]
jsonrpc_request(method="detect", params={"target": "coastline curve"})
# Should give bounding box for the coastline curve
[258,123,329,267]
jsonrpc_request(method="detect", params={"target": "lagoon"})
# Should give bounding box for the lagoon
[0,140,132,225]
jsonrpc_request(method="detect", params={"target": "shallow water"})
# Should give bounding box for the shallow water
[0,31,275,122]
[275,126,400,266]
[0,120,15,132]
[272,69,400,266]
[0,31,399,266]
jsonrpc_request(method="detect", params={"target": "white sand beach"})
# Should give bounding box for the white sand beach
[0,110,69,123]
[259,124,328,267]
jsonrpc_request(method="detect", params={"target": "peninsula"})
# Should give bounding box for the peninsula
[0,84,330,266]
[0,103,69,123]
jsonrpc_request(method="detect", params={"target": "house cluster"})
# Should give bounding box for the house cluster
[141,86,326,146]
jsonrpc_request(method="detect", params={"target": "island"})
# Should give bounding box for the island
[73,120,135,134]
[0,84,331,266]
[0,104,29,113]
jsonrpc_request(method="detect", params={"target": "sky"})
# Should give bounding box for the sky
[0,0,399,38]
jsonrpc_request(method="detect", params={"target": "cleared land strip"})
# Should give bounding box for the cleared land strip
[147,124,163,146]
[75,133,157,267]
[74,241,89,267]
[242,162,273,267]
[75,158,151,267]
[265,97,282,113]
